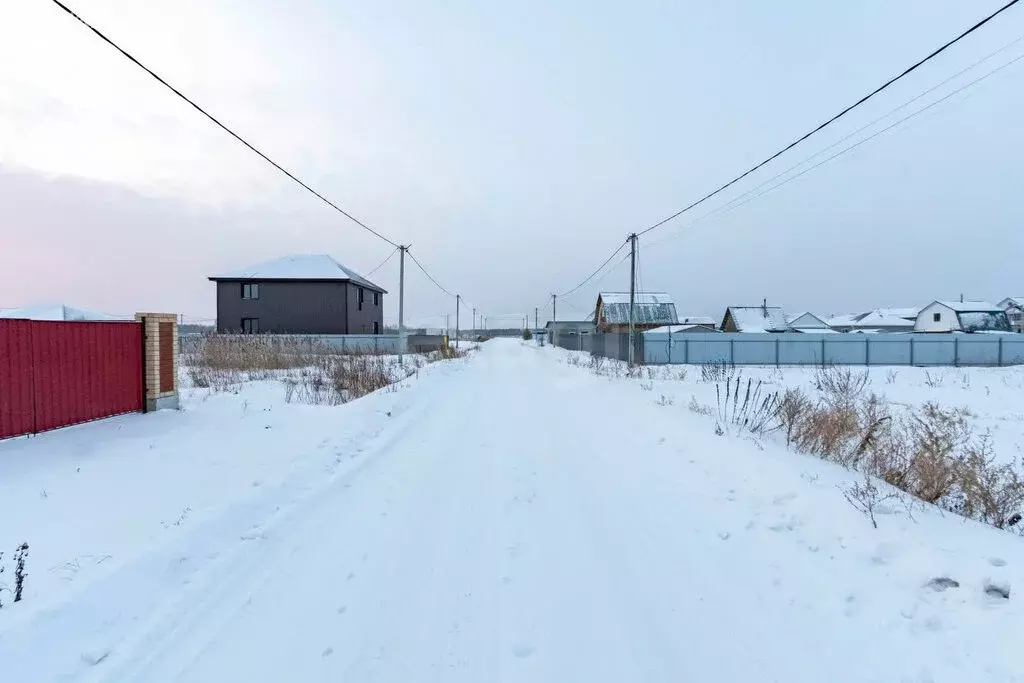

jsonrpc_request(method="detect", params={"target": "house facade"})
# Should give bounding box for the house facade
[787,312,831,331]
[594,292,678,332]
[998,297,1024,332]
[545,320,595,344]
[209,254,386,334]
[914,301,1011,333]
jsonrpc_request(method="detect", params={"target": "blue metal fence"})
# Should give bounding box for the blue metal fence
[642,332,1024,366]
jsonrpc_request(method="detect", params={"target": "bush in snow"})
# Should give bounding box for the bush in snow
[0,542,30,608]
[841,473,899,529]
[521,328,532,340]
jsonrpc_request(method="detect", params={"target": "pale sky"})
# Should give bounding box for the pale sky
[2,0,1023,327]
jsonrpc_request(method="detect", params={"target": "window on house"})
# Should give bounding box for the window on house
[373,291,379,306]
[358,287,364,311]
[933,312,941,322]
[241,283,260,299]
[241,318,259,334]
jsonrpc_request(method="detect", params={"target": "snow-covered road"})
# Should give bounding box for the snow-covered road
[3,340,1022,682]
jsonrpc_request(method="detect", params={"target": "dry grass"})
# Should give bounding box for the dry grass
[778,378,1024,533]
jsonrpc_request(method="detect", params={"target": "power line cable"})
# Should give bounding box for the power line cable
[557,239,629,298]
[677,33,1024,227]
[365,248,398,277]
[408,250,456,298]
[635,0,1022,239]
[48,0,400,248]
[644,49,1024,251]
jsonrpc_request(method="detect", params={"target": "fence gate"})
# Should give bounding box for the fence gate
[0,320,144,439]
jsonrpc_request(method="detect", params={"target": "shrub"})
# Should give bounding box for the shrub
[813,366,870,408]
[521,328,533,340]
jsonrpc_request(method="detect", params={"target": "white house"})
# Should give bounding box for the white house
[914,301,1012,333]
[787,312,831,331]
[998,297,1024,332]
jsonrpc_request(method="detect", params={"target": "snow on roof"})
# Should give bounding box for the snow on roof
[998,297,1024,308]
[851,311,915,328]
[787,312,830,329]
[598,292,675,306]
[644,324,720,335]
[873,307,920,319]
[933,300,1002,313]
[725,306,789,332]
[678,315,716,326]
[597,292,678,325]
[0,304,128,322]
[826,313,862,327]
[210,254,386,292]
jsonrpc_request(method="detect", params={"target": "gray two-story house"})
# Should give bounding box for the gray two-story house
[209,254,386,334]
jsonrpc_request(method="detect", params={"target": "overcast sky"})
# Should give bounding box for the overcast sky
[2,0,1023,327]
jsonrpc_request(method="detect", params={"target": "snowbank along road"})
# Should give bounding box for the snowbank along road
[1,340,1022,682]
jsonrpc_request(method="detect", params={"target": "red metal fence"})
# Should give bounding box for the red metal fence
[0,320,143,439]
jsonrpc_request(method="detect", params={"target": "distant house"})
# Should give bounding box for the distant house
[829,307,918,333]
[209,254,386,334]
[787,312,831,332]
[545,320,595,343]
[998,297,1024,332]
[914,301,1011,333]
[721,305,789,333]
[594,292,678,332]
[0,303,128,321]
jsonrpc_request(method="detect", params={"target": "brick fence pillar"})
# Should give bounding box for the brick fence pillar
[134,313,180,411]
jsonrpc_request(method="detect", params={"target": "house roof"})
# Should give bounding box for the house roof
[645,324,721,334]
[932,300,1002,313]
[209,254,386,292]
[852,310,915,328]
[724,306,789,332]
[787,312,830,329]
[0,303,128,322]
[678,315,716,326]
[827,313,861,328]
[998,297,1024,308]
[597,292,678,325]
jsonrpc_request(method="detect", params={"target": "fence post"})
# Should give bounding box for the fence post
[909,336,914,367]
[730,337,735,365]
[864,336,869,366]
[999,335,1004,366]
[953,335,959,367]
[821,337,826,367]
[684,337,689,364]
[667,331,672,364]
[775,337,780,367]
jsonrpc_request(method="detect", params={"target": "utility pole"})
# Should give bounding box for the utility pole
[398,245,407,361]
[535,307,538,330]
[472,307,476,335]
[628,232,637,365]
[456,294,461,349]
[552,294,557,324]
[446,314,450,335]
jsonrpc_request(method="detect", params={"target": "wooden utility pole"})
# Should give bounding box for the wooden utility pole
[535,307,539,329]
[552,294,557,324]
[456,295,461,349]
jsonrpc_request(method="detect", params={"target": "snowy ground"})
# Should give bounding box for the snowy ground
[1,340,1022,682]
[606,359,1024,467]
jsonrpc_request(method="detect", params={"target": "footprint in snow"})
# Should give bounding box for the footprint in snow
[984,580,1011,600]
[772,492,798,506]
[512,645,535,659]
[989,557,1008,567]
[337,606,348,615]
[925,577,960,592]
[322,647,334,658]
